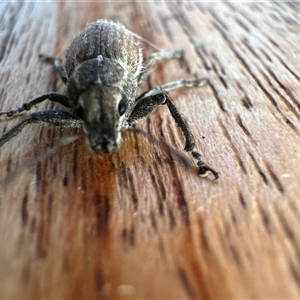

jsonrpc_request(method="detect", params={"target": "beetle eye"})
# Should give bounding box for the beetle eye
[75,103,84,119]
[118,99,127,116]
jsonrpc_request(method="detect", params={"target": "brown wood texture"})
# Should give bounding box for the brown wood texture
[1,1,300,299]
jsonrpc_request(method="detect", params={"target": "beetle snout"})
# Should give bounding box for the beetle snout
[88,136,118,154]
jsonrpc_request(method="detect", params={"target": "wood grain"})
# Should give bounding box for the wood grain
[1,1,300,299]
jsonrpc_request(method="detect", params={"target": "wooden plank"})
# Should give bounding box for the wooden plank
[1,1,300,298]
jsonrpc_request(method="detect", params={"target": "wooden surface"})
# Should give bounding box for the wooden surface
[1,1,300,299]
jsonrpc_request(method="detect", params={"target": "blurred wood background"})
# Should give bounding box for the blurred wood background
[1,1,300,299]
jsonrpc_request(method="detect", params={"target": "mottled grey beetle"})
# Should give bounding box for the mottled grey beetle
[0,20,218,179]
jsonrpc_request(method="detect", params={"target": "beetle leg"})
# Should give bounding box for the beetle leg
[0,110,82,148]
[39,54,68,84]
[0,93,73,119]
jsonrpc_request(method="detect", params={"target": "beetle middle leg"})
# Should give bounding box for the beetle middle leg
[138,77,208,100]
[0,53,71,119]
[0,93,73,119]
[138,49,184,86]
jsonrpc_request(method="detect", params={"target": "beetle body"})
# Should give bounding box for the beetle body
[65,20,143,153]
[0,20,219,179]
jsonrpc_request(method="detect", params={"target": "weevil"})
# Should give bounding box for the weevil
[0,20,218,179]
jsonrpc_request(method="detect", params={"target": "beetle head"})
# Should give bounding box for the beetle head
[68,56,128,153]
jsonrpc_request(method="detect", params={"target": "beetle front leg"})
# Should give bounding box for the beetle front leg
[127,93,219,179]
[0,110,82,148]
[164,95,219,179]
[126,93,167,127]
